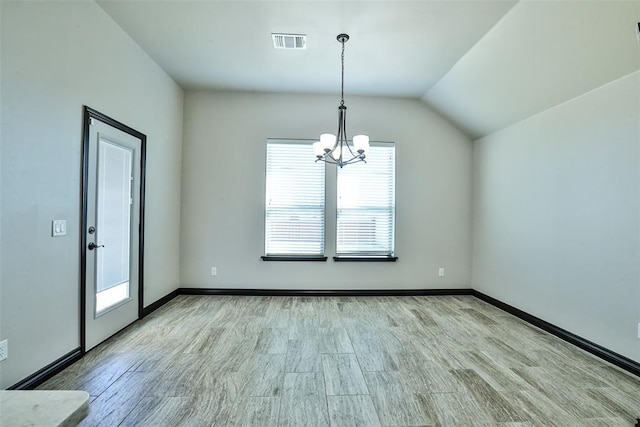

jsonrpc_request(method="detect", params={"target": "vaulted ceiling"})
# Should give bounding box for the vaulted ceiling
[97,0,640,139]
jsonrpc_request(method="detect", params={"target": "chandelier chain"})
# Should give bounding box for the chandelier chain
[340,39,345,107]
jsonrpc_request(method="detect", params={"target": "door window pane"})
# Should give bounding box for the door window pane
[96,139,132,312]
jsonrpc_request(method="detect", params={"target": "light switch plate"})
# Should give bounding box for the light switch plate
[52,220,67,237]
[0,340,7,362]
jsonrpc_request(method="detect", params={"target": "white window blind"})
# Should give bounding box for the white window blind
[336,142,395,256]
[265,139,325,256]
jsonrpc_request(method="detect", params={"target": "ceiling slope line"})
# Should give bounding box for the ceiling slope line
[419,0,520,102]
[474,69,640,143]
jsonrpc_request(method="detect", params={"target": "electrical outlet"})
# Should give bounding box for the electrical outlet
[211,267,217,276]
[438,267,445,277]
[0,340,7,362]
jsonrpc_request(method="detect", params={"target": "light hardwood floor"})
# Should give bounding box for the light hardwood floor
[39,295,640,426]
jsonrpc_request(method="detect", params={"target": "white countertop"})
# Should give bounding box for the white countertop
[0,390,89,427]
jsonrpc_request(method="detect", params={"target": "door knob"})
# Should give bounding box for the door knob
[88,242,104,250]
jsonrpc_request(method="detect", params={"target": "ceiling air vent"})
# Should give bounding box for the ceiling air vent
[272,33,306,50]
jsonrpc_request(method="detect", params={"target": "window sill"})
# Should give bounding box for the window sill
[261,256,328,262]
[333,256,398,262]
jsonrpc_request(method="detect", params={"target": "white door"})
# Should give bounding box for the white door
[84,112,143,351]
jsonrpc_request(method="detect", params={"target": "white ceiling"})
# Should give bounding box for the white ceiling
[97,0,640,139]
[423,0,640,138]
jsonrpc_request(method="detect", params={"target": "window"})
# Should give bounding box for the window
[336,142,396,258]
[264,139,326,258]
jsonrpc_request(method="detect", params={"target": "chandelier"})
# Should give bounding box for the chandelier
[313,33,369,168]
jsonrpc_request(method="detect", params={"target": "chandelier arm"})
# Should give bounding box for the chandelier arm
[335,107,344,152]
[320,148,366,166]
[343,157,358,165]
[344,143,358,159]
[320,150,365,166]
[336,107,346,164]
[341,110,359,160]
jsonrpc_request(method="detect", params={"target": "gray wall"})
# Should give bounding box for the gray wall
[472,71,640,362]
[181,91,473,289]
[0,1,184,388]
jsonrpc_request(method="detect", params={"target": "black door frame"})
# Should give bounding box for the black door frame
[80,106,147,353]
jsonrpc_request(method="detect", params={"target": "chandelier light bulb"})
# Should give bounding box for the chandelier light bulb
[313,141,324,157]
[320,133,336,151]
[353,134,370,153]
